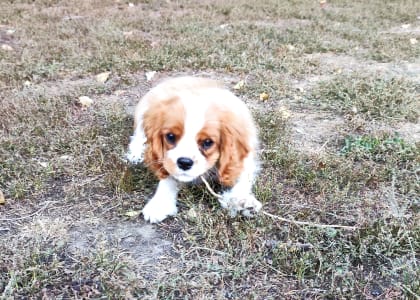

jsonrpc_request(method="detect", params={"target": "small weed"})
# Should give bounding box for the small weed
[340,134,417,162]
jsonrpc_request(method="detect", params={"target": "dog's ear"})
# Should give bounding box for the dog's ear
[143,110,169,180]
[217,112,251,187]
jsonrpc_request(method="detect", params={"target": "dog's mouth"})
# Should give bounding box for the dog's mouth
[172,173,197,182]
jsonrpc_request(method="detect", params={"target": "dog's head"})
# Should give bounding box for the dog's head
[141,80,255,187]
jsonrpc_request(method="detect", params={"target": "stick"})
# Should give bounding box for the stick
[200,176,358,231]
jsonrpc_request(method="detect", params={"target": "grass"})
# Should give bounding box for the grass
[1,0,419,299]
[309,75,419,121]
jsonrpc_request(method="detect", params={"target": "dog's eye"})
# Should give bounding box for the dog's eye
[201,139,214,150]
[165,133,176,145]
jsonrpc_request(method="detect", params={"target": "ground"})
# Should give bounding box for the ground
[0,1,419,299]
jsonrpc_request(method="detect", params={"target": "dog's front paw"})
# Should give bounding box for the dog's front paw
[142,197,178,223]
[220,193,262,218]
[125,149,144,164]
[126,134,146,164]
[237,194,262,217]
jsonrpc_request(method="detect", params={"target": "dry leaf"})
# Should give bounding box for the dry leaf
[38,161,48,168]
[278,106,291,120]
[123,31,134,38]
[96,71,110,83]
[145,71,157,81]
[187,207,198,219]
[0,190,5,205]
[1,44,13,51]
[114,90,126,96]
[286,44,295,51]
[259,92,269,101]
[233,80,245,90]
[125,210,141,217]
[79,96,93,107]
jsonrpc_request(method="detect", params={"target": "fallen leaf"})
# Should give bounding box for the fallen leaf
[233,80,245,90]
[259,92,269,101]
[78,96,93,107]
[187,207,198,219]
[114,89,126,96]
[286,44,295,51]
[1,44,13,51]
[96,71,110,83]
[38,161,48,168]
[0,190,5,205]
[278,106,291,120]
[123,31,134,38]
[125,210,141,217]
[145,71,157,81]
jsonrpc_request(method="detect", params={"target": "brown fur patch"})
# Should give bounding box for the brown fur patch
[205,105,252,187]
[196,123,221,170]
[143,97,185,179]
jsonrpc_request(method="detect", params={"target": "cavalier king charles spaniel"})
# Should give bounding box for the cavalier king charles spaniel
[126,77,262,223]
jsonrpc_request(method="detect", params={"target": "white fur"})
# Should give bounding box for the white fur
[142,177,179,223]
[166,94,210,182]
[126,126,146,164]
[219,153,262,217]
[127,77,262,223]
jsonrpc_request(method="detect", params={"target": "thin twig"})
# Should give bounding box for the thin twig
[316,138,330,154]
[201,176,222,199]
[200,176,358,231]
[186,246,228,256]
[261,211,357,230]
[401,284,420,299]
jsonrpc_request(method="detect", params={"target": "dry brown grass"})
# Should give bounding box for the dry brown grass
[1,0,419,298]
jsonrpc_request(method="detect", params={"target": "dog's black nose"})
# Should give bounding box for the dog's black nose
[177,157,194,170]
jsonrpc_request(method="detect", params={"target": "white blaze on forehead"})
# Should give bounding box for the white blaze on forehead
[166,92,211,180]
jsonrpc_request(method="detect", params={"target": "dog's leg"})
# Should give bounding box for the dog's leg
[126,122,147,164]
[219,154,262,217]
[142,177,179,223]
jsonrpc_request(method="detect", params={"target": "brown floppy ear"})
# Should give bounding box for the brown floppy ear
[218,114,251,187]
[142,105,169,180]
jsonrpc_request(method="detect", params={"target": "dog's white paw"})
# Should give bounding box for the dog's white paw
[125,150,144,164]
[142,196,178,223]
[220,192,262,217]
[126,133,146,164]
[238,194,262,217]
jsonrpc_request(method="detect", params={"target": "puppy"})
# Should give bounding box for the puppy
[126,77,262,223]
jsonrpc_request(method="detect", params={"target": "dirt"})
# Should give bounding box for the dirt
[3,50,418,267]
[289,111,345,154]
[68,220,172,265]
